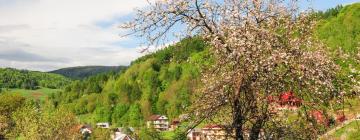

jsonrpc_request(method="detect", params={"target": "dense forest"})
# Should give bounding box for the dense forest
[48,3,360,129]
[50,37,209,127]
[50,66,127,79]
[0,68,70,90]
[0,3,359,140]
[316,3,360,70]
[316,3,360,96]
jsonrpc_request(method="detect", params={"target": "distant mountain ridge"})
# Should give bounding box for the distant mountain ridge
[50,66,127,79]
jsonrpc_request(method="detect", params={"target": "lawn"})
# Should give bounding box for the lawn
[319,97,360,139]
[2,87,61,100]
[343,97,360,118]
[161,131,176,140]
[330,120,360,140]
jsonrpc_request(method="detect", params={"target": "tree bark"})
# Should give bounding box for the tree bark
[233,98,244,140]
[249,117,265,140]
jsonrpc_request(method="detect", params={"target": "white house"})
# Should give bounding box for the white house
[96,122,110,128]
[112,132,133,140]
[146,115,169,131]
[79,124,92,134]
[187,128,202,140]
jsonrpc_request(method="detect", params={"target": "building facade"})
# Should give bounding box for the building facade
[147,115,169,131]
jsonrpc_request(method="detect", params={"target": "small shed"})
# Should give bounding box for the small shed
[96,122,110,128]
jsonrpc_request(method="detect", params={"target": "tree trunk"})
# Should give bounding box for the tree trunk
[249,117,265,140]
[233,98,244,140]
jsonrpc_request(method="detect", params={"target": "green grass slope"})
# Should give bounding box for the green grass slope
[315,3,360,139]
[2,88,61,101]
[316,3,360,70]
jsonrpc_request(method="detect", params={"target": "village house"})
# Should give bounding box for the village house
[96,122,110,128]
[311,110,327,125]
[169,119,180,131]
[334,111,347,124]
[72,124,92,140]
[187,128,202,140]
[309,110,348,127]
[146,115,169,131]
[356,114,360,120]
[112,127,134,140]
[79,124,92,134]
[111,128,134,140]
[268,91,302,111]
[187,124,268,140]
[336,114,346,123]
[201,124,234,140]
[112,133,133,140]
[278,92,302,108]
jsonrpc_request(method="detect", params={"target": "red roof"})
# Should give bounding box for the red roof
[267,96,276,103]
[280,92,294,101]
[311,110,325,123]
[202,124,223,129]
[279,91,302,103]
[171,119,180,125]
[336,114,346,123]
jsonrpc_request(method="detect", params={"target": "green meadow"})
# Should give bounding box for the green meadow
[2,87,61,101]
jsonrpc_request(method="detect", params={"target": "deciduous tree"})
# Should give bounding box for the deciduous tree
[122,0,346,139]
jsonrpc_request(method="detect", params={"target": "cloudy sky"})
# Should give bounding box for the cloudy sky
[0,0,358,71]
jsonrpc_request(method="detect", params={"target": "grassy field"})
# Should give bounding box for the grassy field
[342,98,360,118]
[330,120,360,140]
[161,131,176,140]
[319,97,360,140]
[2,87,61,100]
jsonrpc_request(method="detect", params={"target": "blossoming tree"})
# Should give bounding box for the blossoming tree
[122,0,344,139]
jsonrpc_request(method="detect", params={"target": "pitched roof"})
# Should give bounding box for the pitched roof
[148,115,168,121]
[171,119,180,125]
[280,92,294,101]
[279,91,302,103]
[202,124,223,130]
[114,132,133,140]
[148,115,160,121]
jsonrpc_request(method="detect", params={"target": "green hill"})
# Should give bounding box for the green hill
[50,66,127,79]
[0,68,70,90]
[315,3,360,99]
[0,3,358,140]
[316,3,360,71]
[50,37,209,127]
[48,2,360,136]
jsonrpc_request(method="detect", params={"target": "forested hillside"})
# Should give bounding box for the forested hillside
[316,3,360,96]
[50,37,210,127]
[0,2,359,140]
[49,3,360,130]
[50,66,127,79]
[0,68,70,90]
[317,3,360,51]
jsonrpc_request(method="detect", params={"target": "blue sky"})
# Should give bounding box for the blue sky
[0,0,358,71]
[300,0,359,11]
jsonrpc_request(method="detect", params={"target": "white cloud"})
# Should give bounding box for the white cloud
[0,0,149,71]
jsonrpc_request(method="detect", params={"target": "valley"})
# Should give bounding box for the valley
[0,2,359,140]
